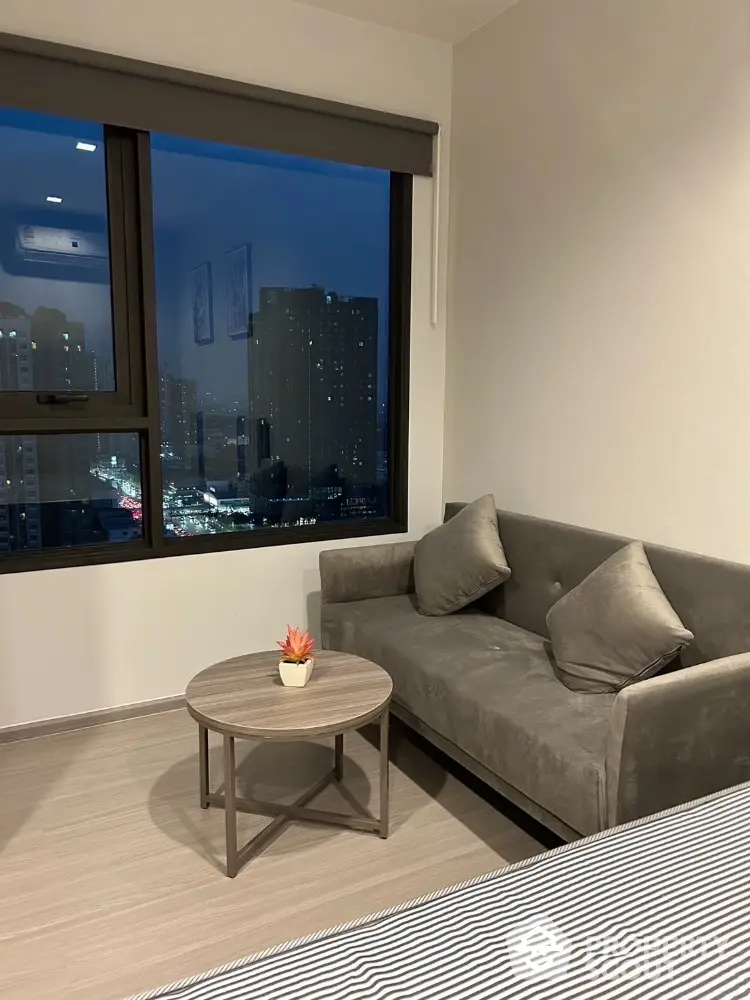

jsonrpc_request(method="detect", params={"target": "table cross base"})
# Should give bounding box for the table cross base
[199,712,389,877]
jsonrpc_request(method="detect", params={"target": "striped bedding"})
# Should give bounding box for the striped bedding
[128,782,750,1000]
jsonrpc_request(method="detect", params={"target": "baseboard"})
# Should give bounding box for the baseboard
[0,694,186,744]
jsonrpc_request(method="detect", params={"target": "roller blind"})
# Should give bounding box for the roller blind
[0,33,438,176]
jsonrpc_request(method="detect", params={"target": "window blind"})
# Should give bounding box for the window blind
[0,33,438,176]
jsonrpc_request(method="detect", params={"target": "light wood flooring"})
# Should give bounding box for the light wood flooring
[0,710,545,1000]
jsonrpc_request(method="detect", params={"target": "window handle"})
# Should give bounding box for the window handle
[37,393,90,404]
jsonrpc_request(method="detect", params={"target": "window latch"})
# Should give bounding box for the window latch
[37,393,90,405]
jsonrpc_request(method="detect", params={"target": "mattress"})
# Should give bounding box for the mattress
[128,781,750,999]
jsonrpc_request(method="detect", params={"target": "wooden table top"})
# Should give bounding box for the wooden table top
[185,649,393,739]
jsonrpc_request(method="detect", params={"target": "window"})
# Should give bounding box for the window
[0,105,146,565]
[151,135,391,538]
[0,433,142,552]
[0,110,116,393]
[0,33,428,572]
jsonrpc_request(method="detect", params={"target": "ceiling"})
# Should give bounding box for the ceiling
[294,0,521,43]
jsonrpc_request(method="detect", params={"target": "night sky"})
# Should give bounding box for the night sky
[150,133,391,410]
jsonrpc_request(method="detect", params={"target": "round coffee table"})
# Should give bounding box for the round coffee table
[185,649,393,877]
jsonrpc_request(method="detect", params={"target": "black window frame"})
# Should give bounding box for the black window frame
[0,126,146,424]
[0,46,416,575]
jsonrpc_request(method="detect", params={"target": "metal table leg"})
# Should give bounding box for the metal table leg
[199,724,209,809]
[379,708,389,839]
[224,735,238,878]
[334,733,344,781]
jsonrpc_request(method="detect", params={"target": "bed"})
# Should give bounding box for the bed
[128,781,750,999]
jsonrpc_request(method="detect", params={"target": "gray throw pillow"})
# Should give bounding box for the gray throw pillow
[547,541,693,693]
[414,494,511,616]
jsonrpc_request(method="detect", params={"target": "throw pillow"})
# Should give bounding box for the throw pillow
[414,494,511,616]
[546,541,693,693]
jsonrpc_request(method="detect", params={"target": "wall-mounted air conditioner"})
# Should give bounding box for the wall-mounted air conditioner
[15,225,108,270]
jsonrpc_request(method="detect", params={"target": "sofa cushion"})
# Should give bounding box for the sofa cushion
[414,494,511,616]
[547,542,694,694]
[322,594,614,835]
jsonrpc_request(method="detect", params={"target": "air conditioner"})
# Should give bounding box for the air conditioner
[15,225,108,270]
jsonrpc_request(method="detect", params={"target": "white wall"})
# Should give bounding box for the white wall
[446,0,750,563]
[0,0,451,728]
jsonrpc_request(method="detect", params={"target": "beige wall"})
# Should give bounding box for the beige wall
[446,0,750,562]
[0,0,452,728]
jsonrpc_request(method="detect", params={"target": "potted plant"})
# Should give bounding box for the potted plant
[277,625,315,687]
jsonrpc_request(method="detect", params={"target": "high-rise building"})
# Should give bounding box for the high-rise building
[248,287,379,515]
[0,311,42,552]
[0,304,109,551]
[310,291,379,488]
[29,307,98,538]
[29,307,94,392]
[159,373,198,468]
[93,353,117,463]
[196,410,247,487]
[0,308,34,392]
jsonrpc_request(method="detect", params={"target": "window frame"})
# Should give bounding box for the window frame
[0,126,147,423]
[0,122,413,574]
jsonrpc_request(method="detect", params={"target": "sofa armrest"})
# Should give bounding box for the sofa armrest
[606,653,750,827]
[319,541,416,605]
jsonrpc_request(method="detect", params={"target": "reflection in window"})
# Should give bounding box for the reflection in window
[0,108,115,393]
[0,433,142,552]
[151,135,391,538]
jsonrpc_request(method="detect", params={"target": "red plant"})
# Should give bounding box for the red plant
[277,625,315,663]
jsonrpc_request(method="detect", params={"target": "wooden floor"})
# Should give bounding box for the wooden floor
[0,710,545,1000]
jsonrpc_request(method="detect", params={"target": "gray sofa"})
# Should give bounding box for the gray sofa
[320,504,750,840]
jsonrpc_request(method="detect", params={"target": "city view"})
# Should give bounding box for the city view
[159,284,387,539]
[0,112,391,553]
[0,283,388,551]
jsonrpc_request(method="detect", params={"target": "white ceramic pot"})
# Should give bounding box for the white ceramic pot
[279,658,314,688]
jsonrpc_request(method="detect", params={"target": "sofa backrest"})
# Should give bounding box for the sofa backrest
[444,503,750,667]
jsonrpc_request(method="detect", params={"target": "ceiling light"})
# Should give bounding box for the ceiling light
[76,141,97,152]
[46,196,63,203]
